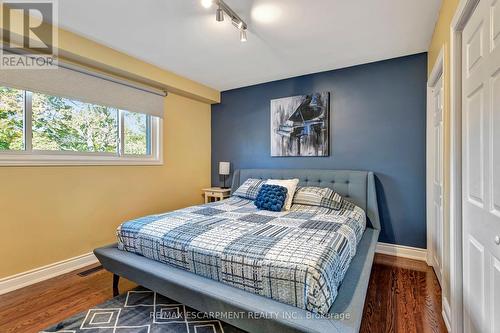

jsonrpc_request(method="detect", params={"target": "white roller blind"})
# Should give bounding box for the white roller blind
[0,62,165,118]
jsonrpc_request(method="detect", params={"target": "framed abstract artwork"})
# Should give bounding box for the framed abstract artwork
[270,92,330,157]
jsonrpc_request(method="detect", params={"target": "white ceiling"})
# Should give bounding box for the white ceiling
[58,0,442,91]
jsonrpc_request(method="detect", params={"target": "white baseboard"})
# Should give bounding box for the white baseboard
[376,242,427,261]
[426,251,434,267]
[442,296,452,332]
[0,252,98,295]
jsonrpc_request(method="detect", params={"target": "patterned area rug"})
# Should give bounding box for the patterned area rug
[42,287,245,333]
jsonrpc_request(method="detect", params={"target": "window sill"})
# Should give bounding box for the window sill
[0,153,163,166]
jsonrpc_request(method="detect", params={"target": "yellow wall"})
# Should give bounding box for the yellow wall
[0,9,215,278]
[428,0,460,75]
[427,0,460,307]
[0,93,211,278]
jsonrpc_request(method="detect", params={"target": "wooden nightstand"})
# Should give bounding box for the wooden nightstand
[202,187,231,203]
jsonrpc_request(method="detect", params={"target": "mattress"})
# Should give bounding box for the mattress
[117,196,366,315]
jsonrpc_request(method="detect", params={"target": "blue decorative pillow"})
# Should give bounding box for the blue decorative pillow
[254,185,288,212]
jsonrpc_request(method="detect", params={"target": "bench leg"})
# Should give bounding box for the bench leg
[113,274,120,297]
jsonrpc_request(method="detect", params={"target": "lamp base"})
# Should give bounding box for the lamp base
[220,174,230,189]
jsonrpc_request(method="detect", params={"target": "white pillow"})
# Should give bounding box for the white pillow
[265,178,300,211]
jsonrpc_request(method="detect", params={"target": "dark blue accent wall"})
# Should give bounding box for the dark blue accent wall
[211,53,427,248]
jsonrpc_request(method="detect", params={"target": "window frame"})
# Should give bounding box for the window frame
[0,89,163,166]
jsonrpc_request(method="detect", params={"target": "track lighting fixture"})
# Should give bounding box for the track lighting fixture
[201,0,248,42]
[231,17,243,30]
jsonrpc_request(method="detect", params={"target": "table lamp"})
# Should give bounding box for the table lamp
[219,162,230,189]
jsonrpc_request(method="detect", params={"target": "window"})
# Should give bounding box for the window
[123,110,150,155]
[0,86,24,151]
[0,86,162,166]
[32,93,119,153]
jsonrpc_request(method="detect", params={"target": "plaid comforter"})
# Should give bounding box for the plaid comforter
[117,196,366,314]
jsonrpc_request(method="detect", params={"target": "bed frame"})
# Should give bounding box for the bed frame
[94,169,381,333]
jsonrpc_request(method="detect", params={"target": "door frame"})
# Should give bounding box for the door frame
[426,46,444,284]
[449,0,480,332]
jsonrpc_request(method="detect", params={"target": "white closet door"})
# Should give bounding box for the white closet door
[462,0,500,332]
[430,74,444,285]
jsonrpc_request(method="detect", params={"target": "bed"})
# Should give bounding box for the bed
[94,169,381,333]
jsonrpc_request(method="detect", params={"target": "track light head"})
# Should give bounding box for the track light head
[216,6,224,22]
[240,29,247,42]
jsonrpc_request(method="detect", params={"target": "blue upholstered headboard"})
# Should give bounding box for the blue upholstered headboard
[231,169,381,231]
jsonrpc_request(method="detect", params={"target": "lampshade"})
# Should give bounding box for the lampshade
[219,162,230,175]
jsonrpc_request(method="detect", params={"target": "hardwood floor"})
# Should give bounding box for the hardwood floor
[0,265,136,333]
[360,254,447,333]
[0,254,447,333]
